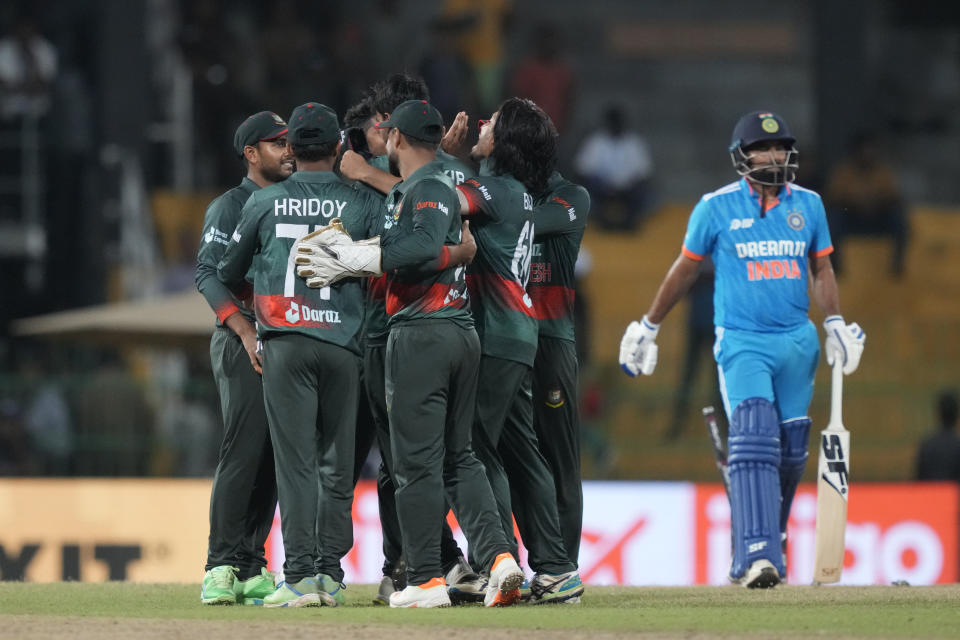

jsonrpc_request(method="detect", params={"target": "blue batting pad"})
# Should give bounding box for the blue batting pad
[728,397,784,578]
[779,417,811,535]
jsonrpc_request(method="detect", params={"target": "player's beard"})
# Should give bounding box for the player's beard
[388,151,400,177]
[263,159,295,183]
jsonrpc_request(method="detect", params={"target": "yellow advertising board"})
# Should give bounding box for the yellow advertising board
[0,479,212,582]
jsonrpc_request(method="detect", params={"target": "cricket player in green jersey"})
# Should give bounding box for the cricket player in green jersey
[217,102,384,608]
[455,98,584,604]
[525,172,591,571]
[294,100,526,610]
[340,76,485,605]
[196,111,291,605]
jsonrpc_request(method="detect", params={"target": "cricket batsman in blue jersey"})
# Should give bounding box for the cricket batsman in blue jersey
[619,110,866,588]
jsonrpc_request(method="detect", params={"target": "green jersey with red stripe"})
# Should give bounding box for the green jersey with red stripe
[364,150,475,345]
[196,177,259,325]
[457,162,537,366]
[217,171,384,354]
[379,160,471,327]
[530,172,591,342]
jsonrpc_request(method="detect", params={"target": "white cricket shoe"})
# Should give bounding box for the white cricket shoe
[484,552,524,607]
[389,577,452,608]
[733,559,780,589]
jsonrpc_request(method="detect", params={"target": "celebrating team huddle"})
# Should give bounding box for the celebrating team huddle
[195,73,863,608]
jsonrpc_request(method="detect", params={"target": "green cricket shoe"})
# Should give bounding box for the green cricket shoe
[317,573,346,606]
[263,576,334,608]
[201,565,238,605]
[234,567,276,606]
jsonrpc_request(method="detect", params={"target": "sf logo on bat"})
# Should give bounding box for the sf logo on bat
[821,434,848,495]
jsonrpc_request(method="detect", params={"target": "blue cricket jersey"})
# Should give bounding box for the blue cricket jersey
[682,178,833,332]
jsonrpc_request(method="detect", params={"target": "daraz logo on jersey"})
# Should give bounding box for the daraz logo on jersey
[285,300,341,325]
[285,301,301,323]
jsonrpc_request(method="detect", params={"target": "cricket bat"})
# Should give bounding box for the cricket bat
[813,359,850,584]
[702,406,731,498]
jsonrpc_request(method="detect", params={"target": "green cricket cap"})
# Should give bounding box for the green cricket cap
[288,102,340,145]
[233,111,288,156]
[375,100,443,143]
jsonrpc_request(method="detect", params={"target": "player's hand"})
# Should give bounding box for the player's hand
[441,111,469,155]
[619,316,660,376]
[339,149,370,182]
[296,238,383,288]
[241,332,263,374]
[295,218,353,259]
[459,220,476,264]
[823,315,865,375]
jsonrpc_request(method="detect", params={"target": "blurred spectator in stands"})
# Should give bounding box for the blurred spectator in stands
[509,22,574,133]
[442,0,513,114]
[915,389,960,482]
[419,16,477,124]
[21,344,73,475]
[0,11,57,121]
[824,131,908,278]
[666,259,724,441]
[575,104,654,232]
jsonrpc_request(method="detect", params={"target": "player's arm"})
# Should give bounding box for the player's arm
[810,254,840,317]
[621,199,713,377]
[196,195,249,323]
[421,220,476,271]
[533,185,590,237]
[645,253,702,324]
[381,180,453,270]
[217,194,262,296]
[455,178,499,221]
[340,150,402,195]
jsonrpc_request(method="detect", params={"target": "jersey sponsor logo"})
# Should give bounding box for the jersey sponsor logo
[257,295,345,330]
[746,259,802,281]
[273,198,348,218]
[787,210,805,230]
[466,179,493,201]
[415,200,450,215]
[205,227,230,246]
[729,218,754,230]
[231,230,242,242]
[550,196,577,221]
[735,240,807,258]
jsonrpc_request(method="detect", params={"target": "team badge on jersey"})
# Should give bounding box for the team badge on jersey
[787,210,805,230]
[545,388,565,408]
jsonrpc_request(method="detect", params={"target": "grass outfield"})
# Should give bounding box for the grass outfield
[1,583,959,639]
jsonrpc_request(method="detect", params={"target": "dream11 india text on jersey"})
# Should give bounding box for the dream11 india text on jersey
[681,177,833,333]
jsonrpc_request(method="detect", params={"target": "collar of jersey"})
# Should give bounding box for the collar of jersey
[391,160,447,199]
[239,176,259,193]
[288,170,341,184]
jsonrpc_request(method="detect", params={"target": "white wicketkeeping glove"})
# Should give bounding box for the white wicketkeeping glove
[296,236,383,288]
[619,316,660,377]
[295,218,353,260]
[823,315,865,375]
